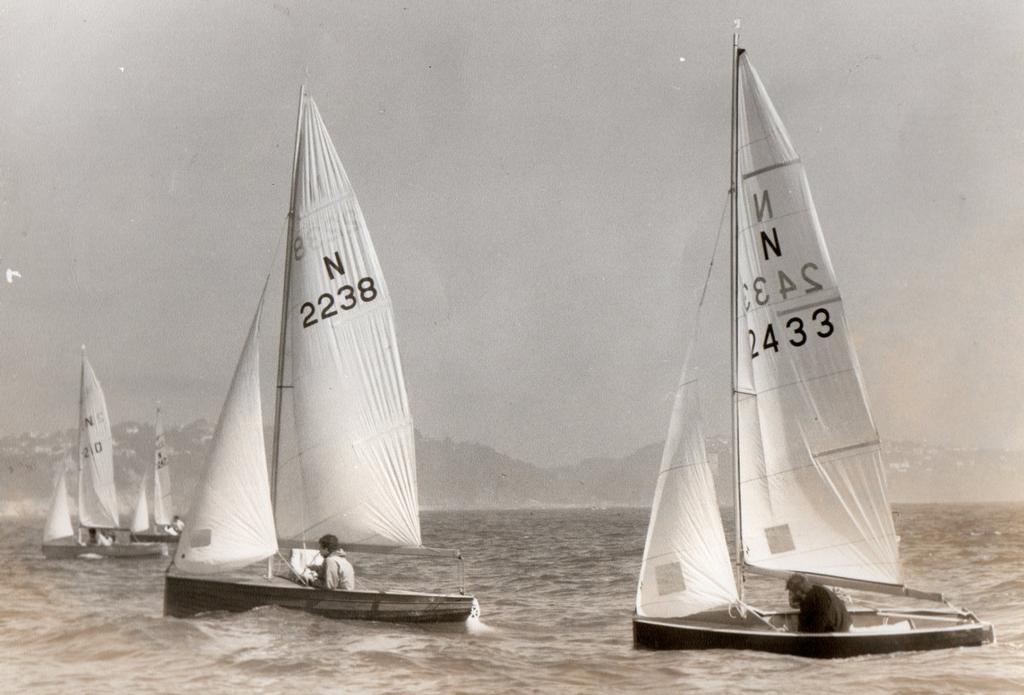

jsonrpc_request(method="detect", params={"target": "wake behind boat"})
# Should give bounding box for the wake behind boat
[41,350,166,560]
[164,88,475,624]
[632,35,992,658]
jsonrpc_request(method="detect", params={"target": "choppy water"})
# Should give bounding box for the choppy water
[1,505,1022,693]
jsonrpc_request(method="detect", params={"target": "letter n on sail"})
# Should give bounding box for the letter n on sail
[754,190,772,221]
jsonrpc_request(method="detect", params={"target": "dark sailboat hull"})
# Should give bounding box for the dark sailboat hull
[131,533,180,544]
[164,573,475,623]
[42,541,167,560]
[633,609,994,658]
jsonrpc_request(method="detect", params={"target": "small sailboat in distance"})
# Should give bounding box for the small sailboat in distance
[632,34,993,657]
[42,349,166,559]
[164,88,476,623]
[131,407,182,543]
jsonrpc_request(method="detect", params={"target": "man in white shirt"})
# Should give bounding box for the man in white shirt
[309,534,355,591]
[87,528,113,546]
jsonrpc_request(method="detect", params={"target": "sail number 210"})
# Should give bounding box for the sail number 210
[300,277,379,329]
[749,308,834,359]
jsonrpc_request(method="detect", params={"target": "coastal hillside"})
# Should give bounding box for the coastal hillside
[1,421,1020,515]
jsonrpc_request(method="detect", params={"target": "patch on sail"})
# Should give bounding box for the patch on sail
[654,561,686,595]
[765,524,795,554]
[190,528,212,547]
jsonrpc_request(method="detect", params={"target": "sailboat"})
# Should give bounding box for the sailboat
[632,37,993,658]
[163,88,476,623]
[132,407,181,543]
[42,350,166,559]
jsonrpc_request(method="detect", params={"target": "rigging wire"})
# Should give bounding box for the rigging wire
[690,191,731,345]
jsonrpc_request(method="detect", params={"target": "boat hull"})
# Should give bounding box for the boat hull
[131,533,179,544]
[164,573,475,623]
[633,609,995,658]
[42,541,167,560]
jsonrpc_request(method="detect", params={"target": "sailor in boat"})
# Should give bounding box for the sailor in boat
[786,573,852,633]
[305,534,355,590]
[87,528,112,546]
[161,515,184,536]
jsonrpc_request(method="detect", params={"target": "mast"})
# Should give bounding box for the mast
[268,85,305,576]
[270,85,306,513]
[77,345,86,536]
[729,29,744,601]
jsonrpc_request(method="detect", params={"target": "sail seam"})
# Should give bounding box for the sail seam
[295,191,357,222]
[751,533,902,558]
[738,207,806,232]
[812,439,881,459]
[658,460,712,476]
[741,158,801,180]
[775,295,843,317]
[740,443,880,483]
[742,366,858,398]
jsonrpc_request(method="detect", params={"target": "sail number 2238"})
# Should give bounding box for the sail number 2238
[300,277,379,329]
[749,308,834,359]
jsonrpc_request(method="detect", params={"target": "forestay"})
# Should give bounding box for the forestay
[734,53,900,585]
[77,354,119,530]
[175,300,278,574]
[274,95,421,548]
[636,347,738,618]
[153,407,172,526]
[43,472,74,543]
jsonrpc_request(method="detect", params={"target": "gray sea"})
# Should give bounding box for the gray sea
[1,505,1022,694]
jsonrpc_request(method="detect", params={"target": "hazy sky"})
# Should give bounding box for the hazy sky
[1,1,1021,467]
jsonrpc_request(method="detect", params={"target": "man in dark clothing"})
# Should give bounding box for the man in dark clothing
[786,573,852,633]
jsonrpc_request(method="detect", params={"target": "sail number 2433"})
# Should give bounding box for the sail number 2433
[749,308,834,359]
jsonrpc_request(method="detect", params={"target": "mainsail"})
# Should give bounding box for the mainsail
[733,53,901,585]
[43,470,74,543]
[77,353,119,529]
[636,347,738,618]
[152,407,172,526]
[174,300,277,574]
[273,94,421,548]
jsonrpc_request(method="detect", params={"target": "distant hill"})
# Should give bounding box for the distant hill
[1,421,1021,516]
[0,420,214,517]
